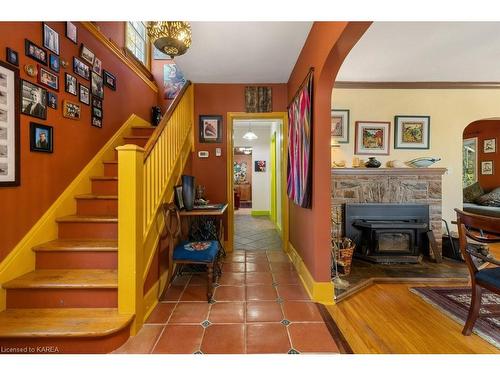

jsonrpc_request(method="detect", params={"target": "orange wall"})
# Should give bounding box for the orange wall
[0,22,158,262]
[287,22,371,282]
[192,84,287,238]
[463,120,500,191]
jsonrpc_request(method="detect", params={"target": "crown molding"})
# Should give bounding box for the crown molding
[79,22,158,93]
[334,81,500,89]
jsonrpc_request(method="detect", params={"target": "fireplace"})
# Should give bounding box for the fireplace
[345,203,430,263]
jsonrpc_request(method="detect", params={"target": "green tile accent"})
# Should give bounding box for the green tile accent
[251,210,270,217]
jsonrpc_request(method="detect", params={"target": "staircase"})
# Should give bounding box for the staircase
[0,125,156,354]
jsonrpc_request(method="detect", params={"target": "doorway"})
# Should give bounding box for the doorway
[226,112,288,253]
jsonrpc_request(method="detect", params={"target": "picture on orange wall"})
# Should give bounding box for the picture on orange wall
[79,84,90,105]
[25,39,47,65]
[43,23,59,55]
[481,161,494,175]
[62,100,81,120]
[355,121,390,155]
[30,122,53,153]
[73,57,90,80]
[65,73,77,96]
[394,115,430,149]
[199,115,222,143]
[91,72,104,99]
[80,44,95,65]
[66,22,78,44]
[47,92,57,109]
[20,79,47,120]
[38,66,59,91]
[484,138,496,153]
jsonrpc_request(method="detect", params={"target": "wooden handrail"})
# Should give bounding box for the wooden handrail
[144,81,192,159]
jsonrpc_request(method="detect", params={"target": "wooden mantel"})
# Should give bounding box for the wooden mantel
[331,168,447,176]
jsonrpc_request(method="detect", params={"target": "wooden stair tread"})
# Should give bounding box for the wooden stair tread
[90,176,118,181]
[3,269,117,289]
[131,125,155,129]
[75,194,118,200]
[56,215,117,223]
[33,239,117,252]
[123,136,150,139]
[0,308,133,338]
[102,160,118,164]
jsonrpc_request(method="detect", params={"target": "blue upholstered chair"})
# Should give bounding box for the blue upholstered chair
[162,202,221,302]
[455,209,500,335]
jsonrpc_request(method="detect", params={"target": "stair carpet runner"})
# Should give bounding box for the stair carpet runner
[0,126,155,354]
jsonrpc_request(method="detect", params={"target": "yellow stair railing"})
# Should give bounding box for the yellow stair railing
[117,82,194,333]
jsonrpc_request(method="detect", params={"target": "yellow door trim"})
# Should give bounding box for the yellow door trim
[270,131,277,225]
[226,112,289,253]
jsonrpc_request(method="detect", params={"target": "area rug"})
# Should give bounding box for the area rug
[410,286,500,349]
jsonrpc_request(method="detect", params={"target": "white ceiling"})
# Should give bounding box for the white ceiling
[337,22,500,82]
[174,22,312,83]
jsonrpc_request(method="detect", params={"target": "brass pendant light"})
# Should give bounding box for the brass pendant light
[147,21,192,58]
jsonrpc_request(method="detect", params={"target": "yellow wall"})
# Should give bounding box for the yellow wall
[331,88,500,224]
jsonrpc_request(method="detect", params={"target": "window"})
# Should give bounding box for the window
[463,137,478,187]
[126,22,149,67]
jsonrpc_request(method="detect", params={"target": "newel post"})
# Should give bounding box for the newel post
[117,144,144,334]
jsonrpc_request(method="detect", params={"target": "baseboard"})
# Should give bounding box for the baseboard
[251,210,270,217]
[287,243,335,305]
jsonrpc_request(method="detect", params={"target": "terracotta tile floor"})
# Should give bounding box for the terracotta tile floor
[114,250,339,354]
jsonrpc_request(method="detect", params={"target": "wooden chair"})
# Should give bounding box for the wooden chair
[162,202,221,302]
[455,209,500,335]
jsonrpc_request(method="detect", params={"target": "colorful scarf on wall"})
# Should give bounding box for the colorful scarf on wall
[287,71,313,208]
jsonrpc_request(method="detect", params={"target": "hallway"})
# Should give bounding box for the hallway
[114,249,340,354]
[234,210,282,251]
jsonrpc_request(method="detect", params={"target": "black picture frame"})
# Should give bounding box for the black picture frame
[20,79,47,120]
[199,115,223,143]
[92,106,103,119]
[91,71,104,99]
[30,122,53,153]
[394,115,431,150]
[47,92,57,109]
[174,185,184,210]
[6,47,19,66]
[49,54,60,73]
[103,70,116,91]
[79,83,90,105]
[91,96,102,109]
[38,65,59,92]
[91,116,102,128]
[42,23,60,55]
[80,44,95,65]
[25,39,47,65]
[73,56,90,80]
[65,21,78,44]
[0,60,21,187]
[65,73,77,96]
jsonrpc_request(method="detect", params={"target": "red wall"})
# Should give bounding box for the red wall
[0,22,158,262]
[463,120,500,191]
[192,83,287,237]
[286,22,371,282]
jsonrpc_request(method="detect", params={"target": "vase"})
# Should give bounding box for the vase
[365,157,381,168]
[182,175,195,211]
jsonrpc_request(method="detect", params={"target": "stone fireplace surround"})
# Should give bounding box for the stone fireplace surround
[331,168,447,258]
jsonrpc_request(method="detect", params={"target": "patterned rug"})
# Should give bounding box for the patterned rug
[410,286,500,349]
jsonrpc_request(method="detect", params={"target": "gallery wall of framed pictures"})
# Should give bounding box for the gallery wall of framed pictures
[0,21,121,188]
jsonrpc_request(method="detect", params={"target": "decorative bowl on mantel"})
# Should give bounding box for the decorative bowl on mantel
[405,157,441,168]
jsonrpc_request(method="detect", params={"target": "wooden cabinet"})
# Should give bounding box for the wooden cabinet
[235,183,251,201]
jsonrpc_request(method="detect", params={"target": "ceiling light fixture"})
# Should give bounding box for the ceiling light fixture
[147,21,192,58]
[242,122,258,141]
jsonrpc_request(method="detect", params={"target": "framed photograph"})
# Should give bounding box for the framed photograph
[199,115,222,143]
[174,185,184,210]
[91,96,102,109]
[62,100,81,120]
[92,106,103,119]
[355,121,390,155]
[25,39,47,65]
[394,115,430,149]
[73,57,90,80]
[20,80,47,120]
[331,109,349,143]
[255,160,266,172]
[38,66,59,91]
[66,21,77,44]
[30,122,53,153]
[103,70,116,90]
[42,23,59,55]
[79,83,90,105]
[93,57,102,76]
[0,61,20,187]
[91,72,104,99]
[91,116,102,128]
[47,92,57,109]
[481,161,494,175]
[484,138,496,153]
[6,48,19,66]
[49,54,60,73]
[80,44,95,65]
[65,73,77,96]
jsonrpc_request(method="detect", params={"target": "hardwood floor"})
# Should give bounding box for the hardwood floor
[327,281,499,353]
